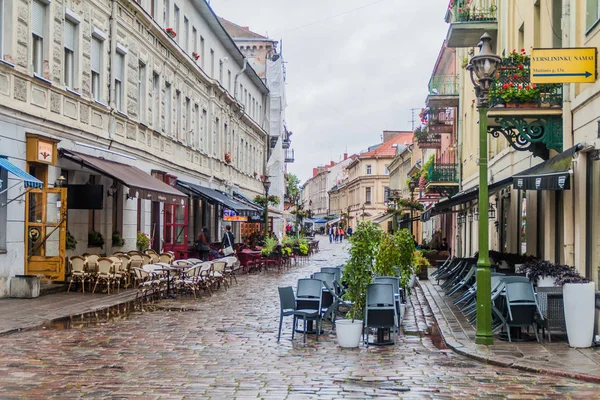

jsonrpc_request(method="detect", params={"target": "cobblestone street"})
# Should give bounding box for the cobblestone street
[0,238,598,399]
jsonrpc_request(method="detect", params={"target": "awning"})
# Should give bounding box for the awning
[512,145,582,191]
[430,177,513,217]
[60,150,187,204]
[233,191,264,213]
[373,213,393,224]
[0,157,43,189]
[178,181,260,217]
[313,218,329,224]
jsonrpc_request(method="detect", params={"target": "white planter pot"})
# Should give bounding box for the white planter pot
[335,319,363,348]
[399,303,406,322]
[409,274,417,289]
[563,281,595,348]
[536,276,558,287]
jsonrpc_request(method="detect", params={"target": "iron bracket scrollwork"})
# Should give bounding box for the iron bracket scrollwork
[488,115,563,159]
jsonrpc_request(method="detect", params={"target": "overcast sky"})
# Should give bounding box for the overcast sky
[210,0,450,183]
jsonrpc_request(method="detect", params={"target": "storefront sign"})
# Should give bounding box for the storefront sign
[26,134,59,166]
[530,48,597,83]
[223,208,248,222]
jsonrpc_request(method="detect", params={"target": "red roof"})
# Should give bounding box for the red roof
[361,132,414,157]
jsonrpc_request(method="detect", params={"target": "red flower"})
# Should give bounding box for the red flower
[532,84,537,89]
[502,84,508,90]
[518,64,524,69]
[513,73,519,79]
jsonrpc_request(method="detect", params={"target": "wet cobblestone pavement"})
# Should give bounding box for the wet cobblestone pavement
[1,239,600,399]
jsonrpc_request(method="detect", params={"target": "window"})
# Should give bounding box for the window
[384,165,389,175]
[138,62,146,123]
[163,0,170,27]
[0,0,4,58]
[175,89,181,140]
[210,49,214,77]
[114,50,125,112]
[587,0,600,30]
[185,97,190,144]
[365,187,372,204]
[192,27,197,53]
[173,4,180,43]
[64,19,77,89]
[91,35,103,101]
[150,0,158,19]
[194,104,199,147]
[227,70,231,92]
[152,72,160,129]
[200,36,205,69]
[165,82,172,135]
[0,159,7,251]
[384,187,390,202]
[32,0,47,76]
[219,60,223,82]
[366,165,372,175]
[183,17,189,51]
[214,117,219,155]
[201,109,207,151]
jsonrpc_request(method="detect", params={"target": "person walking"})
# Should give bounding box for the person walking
[339,227,344,243]
[221,225,235,256]
[328,225,334,243]
[334,226,339,243]
[347,226,353,237]
[195,227,211,261]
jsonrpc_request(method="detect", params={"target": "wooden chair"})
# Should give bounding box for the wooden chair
[68,255,88,293]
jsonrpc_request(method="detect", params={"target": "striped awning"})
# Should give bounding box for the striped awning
[0,157,43,189]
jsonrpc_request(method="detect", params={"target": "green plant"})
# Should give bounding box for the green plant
[253,195,280,207]
[112,231,125,247]
[342,221,382,321]
[66,231,77,250]
[261,237,278,257]
[88,231,105,248]
[412,250,429,276]
[374,229,416,290]
[298,243,309,255]
[397,198,425,211]
[136,231,152,252]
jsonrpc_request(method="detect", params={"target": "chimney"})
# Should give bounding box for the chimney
[242,26,250,31]
[343,153,348,160]
[313,168,318,177]
[383,131,400,143]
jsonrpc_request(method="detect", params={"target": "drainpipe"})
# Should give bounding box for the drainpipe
[108,0,118,139]
[233,58,248,103]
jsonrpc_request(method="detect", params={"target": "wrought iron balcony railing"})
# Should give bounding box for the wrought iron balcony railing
[428,75,459,96]
[445,0,498,24]
[428,163,459,183]
[284,148,295,163]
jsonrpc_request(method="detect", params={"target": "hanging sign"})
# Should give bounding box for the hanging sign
[223,208,247,222]
[530,48,597,83]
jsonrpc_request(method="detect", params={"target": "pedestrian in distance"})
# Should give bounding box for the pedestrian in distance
[195,226,211,261]
[334,227,339,243]
[347,226,353,237]
[339,227,344,243]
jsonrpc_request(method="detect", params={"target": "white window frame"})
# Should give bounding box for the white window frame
[114,48,126,112]
[185,96,191,144]
[163,0,170,28]
[194,104,200,148]
[173,4,180,43]
[91,31,104,102]
[366,165,372,175]
[210,49,215,77]
[31,0,48,77]
[183,17,189,52]
[0,0,5,60]
[152,72,160,129]
[200,36,205,69]
[175,89,181,140]
[365,187,372,204]
[165,82,172,135]
[138,61,147,124]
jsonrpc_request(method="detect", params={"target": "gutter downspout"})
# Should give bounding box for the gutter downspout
[108,0,118,140]
[233,58,248,103]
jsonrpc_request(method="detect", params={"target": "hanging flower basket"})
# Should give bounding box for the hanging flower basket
[165,28,177,38]
[192,51,200,60]
[224,152,232,163]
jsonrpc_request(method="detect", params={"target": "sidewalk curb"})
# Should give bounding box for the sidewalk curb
[418,280,600,384]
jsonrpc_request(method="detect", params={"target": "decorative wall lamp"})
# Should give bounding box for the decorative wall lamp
[54,175,67,188]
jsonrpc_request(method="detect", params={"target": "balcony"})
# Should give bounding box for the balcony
[426,75,459,108]
[426,108,454,134]
[487,51,564,159]
[284,148,295,163]
[445,0,498,48]
[282,138,291,149]
[426,162,459,196]
[415,129,442,149]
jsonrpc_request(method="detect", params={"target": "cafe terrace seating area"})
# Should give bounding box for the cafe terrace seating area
[66,239,320,300]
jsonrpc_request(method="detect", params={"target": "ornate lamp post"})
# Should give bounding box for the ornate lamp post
[262,175,271,239]
[408,178,418,234]
[468,32,502,345]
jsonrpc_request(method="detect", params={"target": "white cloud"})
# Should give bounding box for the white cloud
[211,0,450,183]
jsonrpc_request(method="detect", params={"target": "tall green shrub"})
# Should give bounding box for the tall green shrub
[374,228,416,289]
[343,221,382,321]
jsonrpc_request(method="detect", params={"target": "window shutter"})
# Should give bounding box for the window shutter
[32,0,46,37]
[91,37,101,73]
[64,20,76,51]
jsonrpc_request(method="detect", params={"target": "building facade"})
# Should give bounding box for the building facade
[0,0,270,296]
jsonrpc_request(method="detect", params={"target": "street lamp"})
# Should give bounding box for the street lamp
[468,32,502,345]
[262,175,271,239]
[408,177,418,234]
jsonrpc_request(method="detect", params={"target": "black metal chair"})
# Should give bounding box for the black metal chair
[295,279,323,342]
[364,283,398,346]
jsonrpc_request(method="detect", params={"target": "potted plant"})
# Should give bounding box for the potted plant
[88,231,105,248]
[112,231,125,247]
[337,221,382,348]
[66,231,77,251]
[557,269,594,348]
[260,237,277,257]
[224,152,232,163]
[137,231,152,252]
[165,27,176,38]
[192,51,200,60]
[518,260,566,287]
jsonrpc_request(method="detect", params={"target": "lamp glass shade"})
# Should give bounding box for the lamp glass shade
[55,175,67,187]
[489,205,496,219]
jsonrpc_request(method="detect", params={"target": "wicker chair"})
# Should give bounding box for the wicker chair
[68,255,89,293]
[108,256,123,292]
[93,257,115,294]
[211,261,229,290]
[159,252,174,264]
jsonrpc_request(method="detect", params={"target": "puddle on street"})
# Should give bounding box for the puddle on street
[426,323,448,350]
[39,300,159,330]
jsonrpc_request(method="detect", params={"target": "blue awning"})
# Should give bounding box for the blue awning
[0,157,43,189]
[313,218,328,223]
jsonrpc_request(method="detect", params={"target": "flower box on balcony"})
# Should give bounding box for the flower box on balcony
[165,28,177,38]
[192,51,200,60]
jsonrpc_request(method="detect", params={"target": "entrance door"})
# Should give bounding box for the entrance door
[25,187,67,281]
